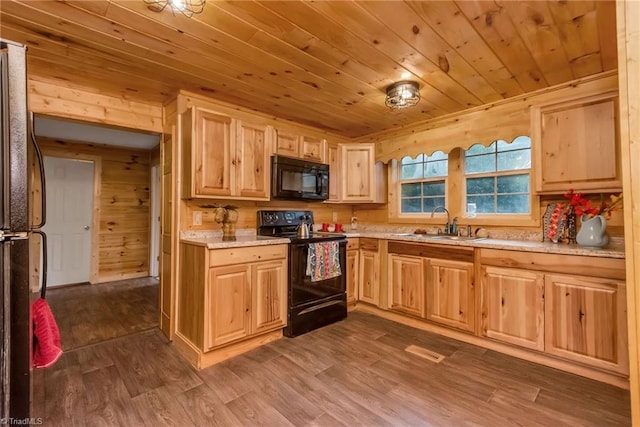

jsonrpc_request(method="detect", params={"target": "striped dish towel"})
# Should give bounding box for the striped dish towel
[306,241,342,282]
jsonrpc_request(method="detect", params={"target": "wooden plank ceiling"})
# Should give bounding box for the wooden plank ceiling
[0,0,617,138]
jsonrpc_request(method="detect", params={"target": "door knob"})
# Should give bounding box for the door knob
[84,225,90,230]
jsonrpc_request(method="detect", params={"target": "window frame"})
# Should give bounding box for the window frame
[463,138,532,216]
[388,141,540,228]
[397,152,448,216]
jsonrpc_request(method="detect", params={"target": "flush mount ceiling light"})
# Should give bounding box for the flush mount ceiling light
[385,81,421,110]
[144,0,206,17]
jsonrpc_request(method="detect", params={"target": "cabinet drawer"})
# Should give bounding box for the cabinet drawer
[209,244,287,267]
[346,238,359,250]
[359,238,378,251]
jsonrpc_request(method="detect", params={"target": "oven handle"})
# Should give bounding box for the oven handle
[298,299,344,316]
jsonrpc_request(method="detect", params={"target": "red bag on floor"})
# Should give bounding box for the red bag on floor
[32,298,63,368]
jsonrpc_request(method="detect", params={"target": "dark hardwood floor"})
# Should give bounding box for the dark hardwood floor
[41,279,631,426]
[46,277,158,350]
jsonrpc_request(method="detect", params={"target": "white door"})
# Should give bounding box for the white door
[42,157,94,287]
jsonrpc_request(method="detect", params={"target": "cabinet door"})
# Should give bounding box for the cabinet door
[275,130,300,157]
[301,136,325,162]
[236,121,272,199]
[480,266,544,350]
[206,265,251,349]
[326,143,341,202]
[251,260,287,334]
[358,249,380,305]
[533,92,621,193]
[346,249,359,306]
[545,273,628,374]
[427,259,474,332]
[388,254,425,317]
[189,108,235,197]
[341,143,375,202]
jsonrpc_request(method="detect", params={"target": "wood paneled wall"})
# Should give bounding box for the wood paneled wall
[182,199,353,231]
[28,79,163,133]
[353,73,624,237]
[37,137,151,283]
[365,72,618,162]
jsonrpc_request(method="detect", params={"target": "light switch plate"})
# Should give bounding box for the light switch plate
[193,210,202,226]
[332,211,338,222]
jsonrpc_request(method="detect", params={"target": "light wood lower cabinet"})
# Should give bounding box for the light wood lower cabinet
[480,266,545,351]
[545,273,628,374]
[388,254,425,317]
[346,248,359,307]
[427,259,474,332]
[252,261,288,334]
[358,238,380,305]
[206,265,251,349]
[478,249,628,376]
[177,243,287,368]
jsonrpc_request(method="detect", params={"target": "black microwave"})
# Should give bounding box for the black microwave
[271,155,329,201]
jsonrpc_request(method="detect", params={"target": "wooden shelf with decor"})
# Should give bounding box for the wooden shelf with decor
[532,92,621,194]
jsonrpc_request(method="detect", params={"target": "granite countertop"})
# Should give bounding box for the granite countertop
[179,228,624,258]
[338,231,625,259]
[180,230,289,249]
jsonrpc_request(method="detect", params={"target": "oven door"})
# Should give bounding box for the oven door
[289,239,346,307]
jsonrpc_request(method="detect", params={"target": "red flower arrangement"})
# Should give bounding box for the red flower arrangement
[563,189,623,218]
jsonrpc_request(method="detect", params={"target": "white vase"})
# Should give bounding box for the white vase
[576,215,609,248]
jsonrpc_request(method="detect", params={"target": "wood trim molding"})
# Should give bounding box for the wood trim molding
[28,80,162,134]
[616,1,640,423]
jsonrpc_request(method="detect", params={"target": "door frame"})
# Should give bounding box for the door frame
[149,164,160,277]
[43,153,101,284]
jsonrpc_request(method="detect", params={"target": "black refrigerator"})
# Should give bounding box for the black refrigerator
[0,39,46,420]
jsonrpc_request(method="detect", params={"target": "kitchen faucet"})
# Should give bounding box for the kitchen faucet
[431,206,451,234]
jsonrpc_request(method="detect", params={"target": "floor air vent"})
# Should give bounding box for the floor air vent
[405,345,445,363]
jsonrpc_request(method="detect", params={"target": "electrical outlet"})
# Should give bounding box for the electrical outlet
[332,211,338,222]
[193,210,202,226]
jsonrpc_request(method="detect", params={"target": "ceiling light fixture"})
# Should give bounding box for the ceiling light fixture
[144,0,206,18]
[385,81,420,110]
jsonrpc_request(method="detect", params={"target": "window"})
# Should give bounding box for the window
[464,136,531,215]
[399,151,448,213]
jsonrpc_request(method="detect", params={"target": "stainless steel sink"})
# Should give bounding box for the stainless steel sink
[426,235,485,241]
[390,233,485,241]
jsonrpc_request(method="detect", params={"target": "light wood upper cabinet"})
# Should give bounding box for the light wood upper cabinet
[301,136,325,162]
[182,107,235,198]
[532,92,621,193]
[326,142,341,202]
[358,238,380,306]
[206,264,251,349]
[275,129,326,162]
[274,130,300,158]
[388,254,425,317]
[427,259,474,332]
[544,273,628,374]
[340,143,386,203]
[480,266,545,351]
[182,106,273,200]
[236,121,272,199]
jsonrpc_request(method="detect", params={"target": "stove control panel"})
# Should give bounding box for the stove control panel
[257,210,314,227]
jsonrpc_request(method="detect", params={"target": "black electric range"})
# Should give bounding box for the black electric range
[257,210,347,337]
